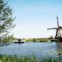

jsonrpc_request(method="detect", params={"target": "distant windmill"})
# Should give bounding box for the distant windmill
[47,16,62,41]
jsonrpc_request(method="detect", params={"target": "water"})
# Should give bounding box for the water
[0,42,61,59]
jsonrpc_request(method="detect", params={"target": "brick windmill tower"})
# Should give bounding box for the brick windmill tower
[47,17,62,41]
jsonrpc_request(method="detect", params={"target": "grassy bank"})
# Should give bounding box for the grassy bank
[0,55,62,62]
[25,38,50,42]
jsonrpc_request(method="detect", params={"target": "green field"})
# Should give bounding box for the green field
[24,38,50,42]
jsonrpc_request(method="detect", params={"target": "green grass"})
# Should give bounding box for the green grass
[25,38,50,42]
[0,55,62,62]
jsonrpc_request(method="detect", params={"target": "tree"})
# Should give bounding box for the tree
[0,0,15,42]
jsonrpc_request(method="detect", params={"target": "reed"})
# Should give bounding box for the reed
[0,55,62,62]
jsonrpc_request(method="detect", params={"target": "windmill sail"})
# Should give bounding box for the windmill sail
[47,27,57,30]
[57,16,59,27]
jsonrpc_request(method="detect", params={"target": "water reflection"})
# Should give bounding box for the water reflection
[56,41,62,59]
[0,42,62,59]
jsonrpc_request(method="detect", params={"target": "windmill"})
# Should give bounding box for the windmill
[47,16,62,41]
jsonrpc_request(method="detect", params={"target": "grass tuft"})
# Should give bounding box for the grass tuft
[0,55,62,62]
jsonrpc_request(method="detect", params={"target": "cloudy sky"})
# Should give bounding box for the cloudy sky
[8,0,62,38]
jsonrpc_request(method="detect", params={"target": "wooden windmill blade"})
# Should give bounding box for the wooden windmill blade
[47,27,57,30]
[57,16,59,27]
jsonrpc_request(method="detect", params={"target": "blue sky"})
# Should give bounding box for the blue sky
[8,0,62,38]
